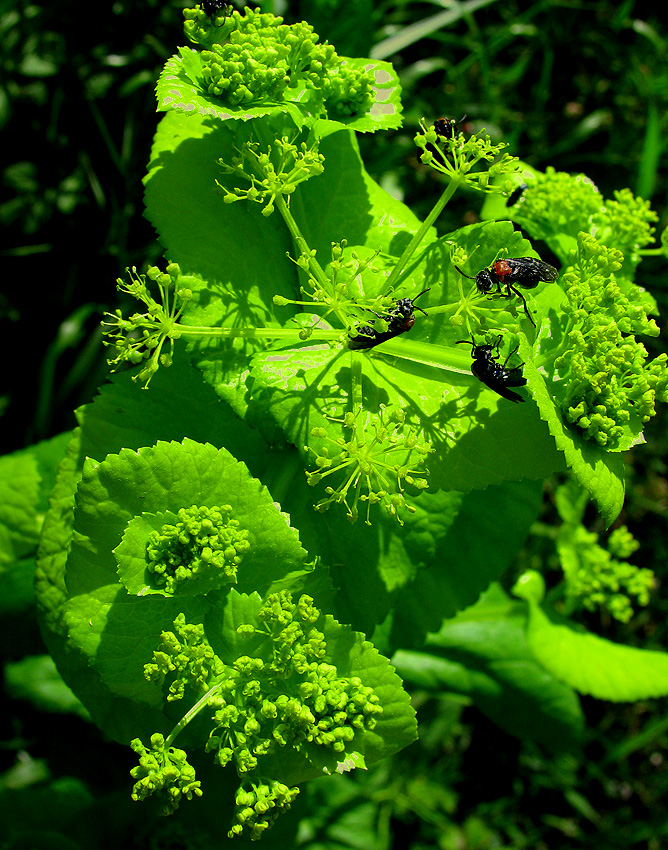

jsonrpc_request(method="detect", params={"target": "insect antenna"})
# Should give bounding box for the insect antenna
[411,287,431,316]
[453,265,476,280]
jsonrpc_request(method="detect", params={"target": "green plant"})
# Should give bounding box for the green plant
[5,3,665,844]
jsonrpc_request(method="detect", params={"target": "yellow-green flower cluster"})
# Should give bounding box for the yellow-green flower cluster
[195,8,373,115]
[145,504,249,595]
[130,734,202,815]
[553,233,668,448]
[561,524,654,623]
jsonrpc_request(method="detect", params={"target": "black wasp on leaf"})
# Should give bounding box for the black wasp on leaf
[456,335,527,403]
[505,183,527,207]
[348,289,431,350]
[201,0,231,23]
[454,257,558,327]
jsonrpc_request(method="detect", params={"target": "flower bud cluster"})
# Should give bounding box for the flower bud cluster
[137,592,383,837]
[561,524,654,623]
[205,591,383,778]
[321,62,373,117]
[554,233,668,448]
[592,188,658,262]
[145,504,249,594]
[143,613,226,701]
[510,167,603,242]
[228,780,300,840]
[130,733,202,815]
[193,8,373,115]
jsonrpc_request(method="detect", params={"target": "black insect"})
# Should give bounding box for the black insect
[456,335,526,403]
[348,289,431,350]
[505,183,527,207]
[433,115,467,140]
[454,257,558,327]
[201,0,231,23]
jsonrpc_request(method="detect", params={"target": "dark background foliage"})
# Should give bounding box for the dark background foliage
[2,1,668,847]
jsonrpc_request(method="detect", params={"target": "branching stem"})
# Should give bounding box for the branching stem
[384,177,463,291]
[165,682,224,748]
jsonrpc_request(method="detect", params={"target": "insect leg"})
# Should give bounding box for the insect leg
[502,344,521,368]
[506,283,536,327]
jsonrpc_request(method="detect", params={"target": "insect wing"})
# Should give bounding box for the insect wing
[500,365,527,388]
[471,361,525,403]
[508,258,558,287]
[491,383,525,403]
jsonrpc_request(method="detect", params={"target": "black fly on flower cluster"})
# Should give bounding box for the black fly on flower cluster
[348,289,431,349]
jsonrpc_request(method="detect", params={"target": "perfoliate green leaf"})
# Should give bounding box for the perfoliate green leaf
[202,589,417,786]
[156,39,401,133]
[520,336,625,526]
[387,479,544,649]
[34,356,287,743]
[63,438,308,724]
[157,49,288,122]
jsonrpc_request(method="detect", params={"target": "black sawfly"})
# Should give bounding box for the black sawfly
[505,183,528,207]
[433,115,467,140]
[456,335,527,403]
[454,257,558,327]
[348,289,431,350]
[201,0,231,24]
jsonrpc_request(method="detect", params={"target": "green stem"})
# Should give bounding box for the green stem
[176,325,341,341]
[384,176,463,291]
[275,194,330,291]
[351,353,364,410]
[165,682,224,748]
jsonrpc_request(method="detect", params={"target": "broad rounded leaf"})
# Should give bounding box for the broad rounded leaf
[393,585,584,751]
[525,600,668,701]
[59,438,308,739]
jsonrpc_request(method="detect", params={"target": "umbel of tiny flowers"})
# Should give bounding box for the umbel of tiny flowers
[145,504,250,595]
[545,233,668,448]
[102,262,191,388]
[414,119,521,192]
[132,591,385,838]
[217,135,325,217]
[305,406,433,525]
[273,240,388,336]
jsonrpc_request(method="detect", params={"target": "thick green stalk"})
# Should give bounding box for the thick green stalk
[275,194,330,290]
[176,325,341,341]
[384,176,463,291]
